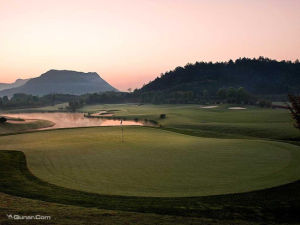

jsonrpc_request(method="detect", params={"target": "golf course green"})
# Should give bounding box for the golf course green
[1,126,299,197]
[1,104,300,224]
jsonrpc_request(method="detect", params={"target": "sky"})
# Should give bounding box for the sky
[0,0,299,91]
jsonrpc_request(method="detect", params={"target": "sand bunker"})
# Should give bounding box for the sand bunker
[201,105,218,109]
[228,107,246,110]
[91,111,114,117]
[97,114,114,117]
[7,119,37,124]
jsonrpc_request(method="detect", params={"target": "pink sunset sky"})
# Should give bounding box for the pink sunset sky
[0,0,299,91]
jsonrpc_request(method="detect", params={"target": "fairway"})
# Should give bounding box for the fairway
[79,104,300,141]
[1,126,300,197]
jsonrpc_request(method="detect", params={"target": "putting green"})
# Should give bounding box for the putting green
[1,126,300,197]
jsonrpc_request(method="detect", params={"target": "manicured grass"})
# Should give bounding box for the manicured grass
[80,104,300,141]
[1,150,300,223]
[0,120,54,135]
[4,103,299,141]
[0,126,299,197]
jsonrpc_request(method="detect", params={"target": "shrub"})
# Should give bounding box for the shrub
[0,117,7,123]
[160,114,166,119]
[288,95,300,130]
[258,100,272,108]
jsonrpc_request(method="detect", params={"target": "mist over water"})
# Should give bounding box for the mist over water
[4,113,143,129]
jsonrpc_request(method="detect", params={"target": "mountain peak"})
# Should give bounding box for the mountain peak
[0,78,30,91]
[36,70,105,83]
[0,69,118,97]
[42,69,100,77]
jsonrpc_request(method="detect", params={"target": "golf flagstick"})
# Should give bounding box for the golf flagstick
[121,119,123,143]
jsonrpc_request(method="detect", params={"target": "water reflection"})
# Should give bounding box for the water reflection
[3,113,143,130]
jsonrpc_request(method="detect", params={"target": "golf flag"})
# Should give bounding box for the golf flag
[121,119,124,143]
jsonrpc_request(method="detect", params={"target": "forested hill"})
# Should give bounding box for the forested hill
[140,57,300,95]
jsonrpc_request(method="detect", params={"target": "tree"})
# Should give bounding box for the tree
[67,100,83,112]
[217,88,227,100]
[202,89,208,102]
[2,96,8,104]
[236,87,248,104]
[50,94,56,106]
[288,95,300,130]
[227,87,237,103]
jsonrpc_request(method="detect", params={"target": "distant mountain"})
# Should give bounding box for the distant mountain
[0,78,30,91]
[139,57,300,96]
[0,70,118,97]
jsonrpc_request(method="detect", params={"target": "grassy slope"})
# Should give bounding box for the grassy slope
[0,193,258,225]
[0,120,54,135]
[0,127,299,197]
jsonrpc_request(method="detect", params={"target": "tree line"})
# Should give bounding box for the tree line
[0,87,274,111]
[139,57,300,97]
[0,93,78,109]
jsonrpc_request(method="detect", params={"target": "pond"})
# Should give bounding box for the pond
[3,113,144,130]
